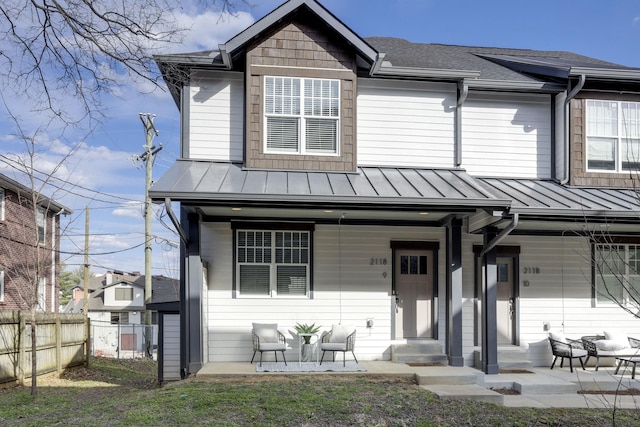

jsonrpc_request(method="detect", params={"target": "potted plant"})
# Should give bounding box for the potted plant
[295,322,321,362]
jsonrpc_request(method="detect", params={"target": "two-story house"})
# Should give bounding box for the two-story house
[0,172,71,312]
[64,271,179,358]
[150,0,640,379]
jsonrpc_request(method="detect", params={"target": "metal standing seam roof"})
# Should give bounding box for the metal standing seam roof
[149,160,509,209]
[477,177,640,218]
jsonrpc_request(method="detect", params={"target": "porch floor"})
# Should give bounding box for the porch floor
[196,361,640,408]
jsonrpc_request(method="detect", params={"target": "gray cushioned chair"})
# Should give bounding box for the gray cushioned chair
[319,324,357,367]
[251,323,287,367]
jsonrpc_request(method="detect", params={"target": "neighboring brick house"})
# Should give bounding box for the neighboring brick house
[150,0,640,380]
[0,172,71,312]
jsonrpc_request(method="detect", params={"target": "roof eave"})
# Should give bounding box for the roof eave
[569,67,640,81]
[150,191,510,211]
[465,79,566,93]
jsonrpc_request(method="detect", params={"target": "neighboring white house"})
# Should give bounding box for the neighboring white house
[149,0,640,380]
[64,271,178,358]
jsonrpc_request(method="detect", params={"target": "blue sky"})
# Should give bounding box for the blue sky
[1,0,639,279]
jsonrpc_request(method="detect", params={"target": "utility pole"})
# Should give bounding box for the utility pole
[137,113,162,358]
[83,206,89,315]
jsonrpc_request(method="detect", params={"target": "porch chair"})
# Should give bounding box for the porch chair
[250,323,287,367]
[319,324,357,367]
[548,332,587,373]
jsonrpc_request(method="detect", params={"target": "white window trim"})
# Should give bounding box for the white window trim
[263,76,340,156]
[37,276,46,311]
[36,208,46,244]
[0,268,4,302]
[594,243,640,306]
[0,188,4,221]
[586,99,640,173]
[235,229,311,298]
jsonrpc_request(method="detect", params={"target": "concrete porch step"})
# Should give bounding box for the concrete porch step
[392,353,449,365]
[415,367,479,386]
[420,384,504,405]
[474,347,534,371]
[391,341,448,364]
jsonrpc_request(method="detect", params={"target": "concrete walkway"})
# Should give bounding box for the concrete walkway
[196,361,640,409]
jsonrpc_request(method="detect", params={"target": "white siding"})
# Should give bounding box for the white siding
[163,314,181,380]
[188,70,244,161]
[461,92,552,178]
[357,79,456,168]
[461,234,640,368]
[201,222,447,362]
[199,221,640,367]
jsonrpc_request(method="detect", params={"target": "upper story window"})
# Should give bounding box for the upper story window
[37,276,46,311]
[115,287,134,301]
[0,268,4,302]
[264,76,339,155]
[0,188,4,221]
[594,243,640,306]
[586,100,640,172]
[36,208,46,244]
[236,229,310,297]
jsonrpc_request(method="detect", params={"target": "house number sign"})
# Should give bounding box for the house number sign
[370,258,388,265]
[523,267,541,274]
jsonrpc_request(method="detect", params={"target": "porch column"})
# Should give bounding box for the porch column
[446,218,464,366]
[180,209,203,377]
[482,229,499,374]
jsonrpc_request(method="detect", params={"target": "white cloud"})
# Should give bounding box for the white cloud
[113,202,144,219]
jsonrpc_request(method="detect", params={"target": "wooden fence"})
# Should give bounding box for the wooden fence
[0,311,89,385]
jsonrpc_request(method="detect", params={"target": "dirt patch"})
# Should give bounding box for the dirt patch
[490,387,520,395]
[499,369,534,374]
[578,389,640,395]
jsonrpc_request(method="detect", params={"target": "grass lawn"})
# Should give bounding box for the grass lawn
[1,357,639,426]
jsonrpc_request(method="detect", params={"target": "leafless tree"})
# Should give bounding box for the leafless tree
[0,0,248,395]
[0,0,249,127]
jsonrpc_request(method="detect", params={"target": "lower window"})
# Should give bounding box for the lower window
[594,244,640,305]
[236,229,310,297]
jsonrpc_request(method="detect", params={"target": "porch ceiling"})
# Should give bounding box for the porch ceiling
[149,160,510,213]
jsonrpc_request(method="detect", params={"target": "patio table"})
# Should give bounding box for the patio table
[614,356,640,379]
[298,333,320,366]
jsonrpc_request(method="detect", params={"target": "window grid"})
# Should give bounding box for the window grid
[587,100,640,172]
[595,244,640,305]
[237,230,310,297]
[265,76,339,155]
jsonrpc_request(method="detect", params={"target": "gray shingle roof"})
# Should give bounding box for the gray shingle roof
[365,37,624,82]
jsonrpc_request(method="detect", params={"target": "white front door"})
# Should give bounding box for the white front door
[395,250,434,339]
[496,257,515,345]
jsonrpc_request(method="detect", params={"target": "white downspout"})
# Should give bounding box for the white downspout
[561,75,586,184]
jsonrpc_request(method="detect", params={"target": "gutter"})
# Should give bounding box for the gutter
[165,198,189,245]
[218,44,232,69]
[480,213,519,257]
[455,80,469,167]
[561,74,586,184]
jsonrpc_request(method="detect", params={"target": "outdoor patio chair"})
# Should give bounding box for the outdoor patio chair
[319,324,357,367]
[548,332,587,373]
[250,323,287,367]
